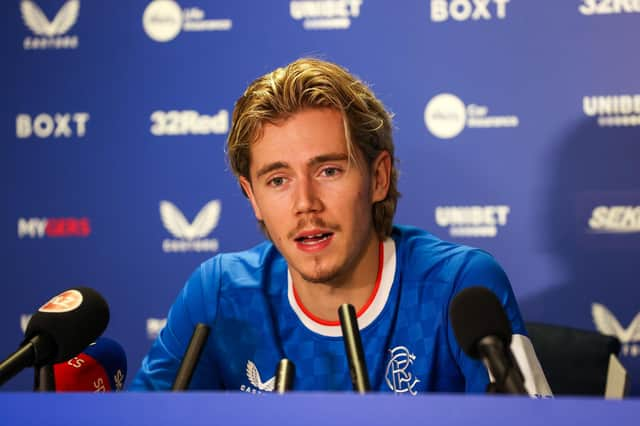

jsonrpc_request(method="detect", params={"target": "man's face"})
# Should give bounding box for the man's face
[239,108,390,286]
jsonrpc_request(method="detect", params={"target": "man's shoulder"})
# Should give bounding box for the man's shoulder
[392,224,487,260]
[194,240,286,290]
[391,224,499,282]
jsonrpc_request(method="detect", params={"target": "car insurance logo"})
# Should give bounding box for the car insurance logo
[435,205,510,237]
[424,93,518,139]
[579,0,640,15]
[160,200,221,252]
[20,0,80,50]
[593,303,640,357]
[583,94,640,127]
[16,113,90,139]
[150,110,229,136]
[429,0,510,22]
[290,0,363,30]
[18,217,91,238]
[143,0,232,42]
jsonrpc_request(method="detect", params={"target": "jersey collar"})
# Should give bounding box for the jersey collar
[287,237,397,337]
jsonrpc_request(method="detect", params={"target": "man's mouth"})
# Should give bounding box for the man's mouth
[294,232,334,245]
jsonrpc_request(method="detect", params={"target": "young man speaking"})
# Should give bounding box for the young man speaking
[132,58,551,396]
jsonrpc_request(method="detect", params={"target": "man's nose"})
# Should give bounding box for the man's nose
[293,176,323,214]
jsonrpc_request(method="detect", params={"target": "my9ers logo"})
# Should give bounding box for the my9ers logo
[39,289,83,313]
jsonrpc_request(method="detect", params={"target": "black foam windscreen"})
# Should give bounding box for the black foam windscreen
[23,287,110,365]
[449,286,512,359]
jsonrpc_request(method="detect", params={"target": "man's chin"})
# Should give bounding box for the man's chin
[298,267,343,285]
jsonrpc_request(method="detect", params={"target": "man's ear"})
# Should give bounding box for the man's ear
[371,150,391,203]
[239,176,263,221]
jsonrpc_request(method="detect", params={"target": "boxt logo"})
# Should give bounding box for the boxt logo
[16,113,90,139]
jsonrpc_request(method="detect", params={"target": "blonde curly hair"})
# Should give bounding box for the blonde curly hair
[227,58,399,239]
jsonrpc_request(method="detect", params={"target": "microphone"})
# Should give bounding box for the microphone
[449,286,527,395]
[172,323,210,391]
[274,359,295,393]
[53,337,127,392]
[338,304,370,393]
[0,287,109,387]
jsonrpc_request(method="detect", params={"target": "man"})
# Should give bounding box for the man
[132,58,551,395]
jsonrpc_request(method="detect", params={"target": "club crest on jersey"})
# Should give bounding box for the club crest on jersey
[240,360,275,394]
[385,346,420,395]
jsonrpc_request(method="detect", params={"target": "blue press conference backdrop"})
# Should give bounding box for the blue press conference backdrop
[2,1,639,393]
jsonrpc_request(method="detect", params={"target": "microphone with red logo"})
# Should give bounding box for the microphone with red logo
[53,337,127,392]
[0,287,109,387]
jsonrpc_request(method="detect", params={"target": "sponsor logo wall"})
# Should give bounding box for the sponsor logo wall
[3,1,640,394]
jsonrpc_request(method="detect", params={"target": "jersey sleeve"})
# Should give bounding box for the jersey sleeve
[446,250,552,396]
[129,257,222,390]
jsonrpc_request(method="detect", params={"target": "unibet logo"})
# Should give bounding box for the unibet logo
[579,0,640,15]
[290,0,363,30]
[424,94,518,139]
[18,217,91,238]
[593,303,640,357]
[150,110,229,136]
[588,206,640,233]
[430,0,510,22]
[435,205,510,237]
[143,0,232,42]
[21,0,80,50]
[16,113,90,139]
[160,200,221,252]
[583,95,640,127]
[146,317,167,339]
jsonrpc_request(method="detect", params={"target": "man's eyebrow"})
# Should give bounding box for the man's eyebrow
[308,153,349,166]
[255,161,289,179]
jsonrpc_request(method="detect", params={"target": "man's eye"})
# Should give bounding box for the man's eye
[268,177,285,187]
[321,167,340,177]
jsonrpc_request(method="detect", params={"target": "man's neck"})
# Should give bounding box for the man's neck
[291,237,381,323]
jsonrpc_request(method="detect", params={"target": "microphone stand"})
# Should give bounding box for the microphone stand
[34,365,55,391]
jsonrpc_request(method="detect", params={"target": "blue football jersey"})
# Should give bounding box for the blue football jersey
[132,225,551,395]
